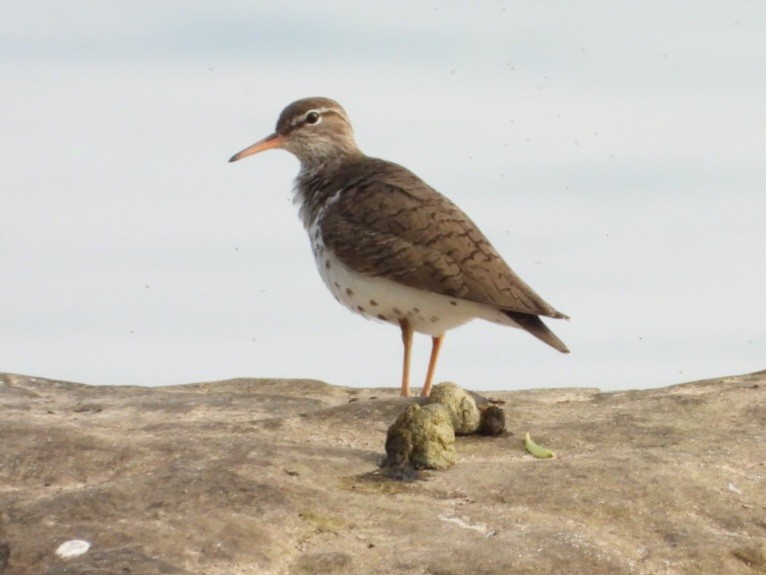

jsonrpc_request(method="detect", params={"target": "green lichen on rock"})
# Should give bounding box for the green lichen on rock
[428,382,481,435]
[383,403,456,470]
[382,382,507,475]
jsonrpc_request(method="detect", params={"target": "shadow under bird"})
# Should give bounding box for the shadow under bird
[229,97,569,397]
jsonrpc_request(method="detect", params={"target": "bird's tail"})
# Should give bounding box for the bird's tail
[503,311,569,353]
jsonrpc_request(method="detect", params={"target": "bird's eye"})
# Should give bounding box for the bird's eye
[305,111,321,125]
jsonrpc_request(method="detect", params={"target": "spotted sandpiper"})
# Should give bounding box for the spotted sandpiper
[229,97,569,397]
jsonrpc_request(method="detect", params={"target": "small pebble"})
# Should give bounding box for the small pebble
[478,405,506,436]
[56,539,91,559]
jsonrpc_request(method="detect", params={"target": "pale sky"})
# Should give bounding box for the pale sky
[1,2,764,391]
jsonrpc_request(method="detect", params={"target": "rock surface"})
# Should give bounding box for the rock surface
[1,370,765,575]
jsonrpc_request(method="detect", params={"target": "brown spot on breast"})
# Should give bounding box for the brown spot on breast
[325,259,331,269]
[333,282,340,288]
[346,288,354,296]
[357,305,365,313]
[369,299,378,306]
[376,314,387,321]
[413,307,420,313]
[450,300,458,306]
[430,316,439,323]
[393,307,402,315]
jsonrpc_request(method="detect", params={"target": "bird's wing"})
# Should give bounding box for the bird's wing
[318,160,566,319]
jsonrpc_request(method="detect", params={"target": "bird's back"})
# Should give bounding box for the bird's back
[297,157,567,320]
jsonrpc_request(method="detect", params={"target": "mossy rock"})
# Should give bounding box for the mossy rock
[383,403,456,470]
[428,382,481,435]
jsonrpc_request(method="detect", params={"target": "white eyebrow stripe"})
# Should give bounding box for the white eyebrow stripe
[290,107,340,127]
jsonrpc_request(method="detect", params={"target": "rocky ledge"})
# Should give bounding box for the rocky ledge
[1,370,764,575]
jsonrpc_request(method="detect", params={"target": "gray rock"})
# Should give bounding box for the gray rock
[1,370,764,575]
[0,542,9,575]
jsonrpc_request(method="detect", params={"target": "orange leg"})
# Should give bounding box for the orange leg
[421,333,445,397]
[398,319,413,397]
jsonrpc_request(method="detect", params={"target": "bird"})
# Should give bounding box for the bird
[229,97,569,397]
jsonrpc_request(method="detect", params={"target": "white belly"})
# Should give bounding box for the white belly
[312,245,518,337]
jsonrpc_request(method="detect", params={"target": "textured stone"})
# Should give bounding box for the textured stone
[1,370,764,575]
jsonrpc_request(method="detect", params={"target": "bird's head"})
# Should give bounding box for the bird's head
[229,97,361,170]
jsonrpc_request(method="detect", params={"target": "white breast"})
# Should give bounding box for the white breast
[302,188,521,336]
[310,239,517,336]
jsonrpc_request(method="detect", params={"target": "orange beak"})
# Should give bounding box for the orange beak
[228,133,284,162]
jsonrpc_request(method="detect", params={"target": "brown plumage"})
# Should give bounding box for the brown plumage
[230,97,569,396]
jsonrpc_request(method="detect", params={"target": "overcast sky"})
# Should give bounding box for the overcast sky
[1,2,764,391]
